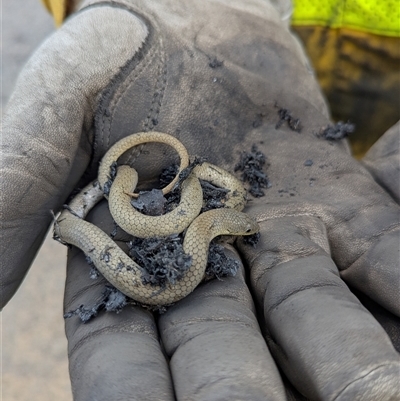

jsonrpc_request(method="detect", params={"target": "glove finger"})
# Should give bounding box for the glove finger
[158,244,286,401]
[239,216,400,401]
[0,6,148,308]
[245,124,400,317]
[351,288,400,353]
[63,200,175,401]
[362,120,400,204]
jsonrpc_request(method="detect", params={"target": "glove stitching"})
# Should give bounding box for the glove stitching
[141,38,167,133]
[126,37,167,166]
[91,4,155,170]
[103,39,160,149]
[104,39,163,166]
[102,29,162,144]
[98,2,164,148]
[101,43,157,147]
[95,5,169,168]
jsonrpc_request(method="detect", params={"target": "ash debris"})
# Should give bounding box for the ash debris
[128,235,192,288]
[318,121,355,140]
[64,285,128,323]
[235,144,271,197]
[275,106,302,132]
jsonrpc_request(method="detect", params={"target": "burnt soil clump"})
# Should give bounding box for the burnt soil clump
[235,144,271,197]
[318,121,355,140]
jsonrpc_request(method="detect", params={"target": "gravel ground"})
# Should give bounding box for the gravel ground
[2,2,72,400]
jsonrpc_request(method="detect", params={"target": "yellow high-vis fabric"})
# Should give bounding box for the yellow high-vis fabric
[292,0,400,37]
[292,1,400,157]
[293,26,400,157]
[41,0,67,26]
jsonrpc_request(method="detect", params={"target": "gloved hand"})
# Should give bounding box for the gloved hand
[2,1,399,400]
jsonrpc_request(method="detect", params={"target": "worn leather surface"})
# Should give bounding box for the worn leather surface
[1,5,148,306]
[2,1,399,400]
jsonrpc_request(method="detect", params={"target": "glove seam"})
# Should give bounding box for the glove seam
[97,13,169,172]
[95,3,152,151]
[125,39,167,166]
[82,1,169,174]
[102,37,163,149]
[98,4,167,165]
[73,2,155,173]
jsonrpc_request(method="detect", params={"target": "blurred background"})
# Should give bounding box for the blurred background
[2,1,72,400]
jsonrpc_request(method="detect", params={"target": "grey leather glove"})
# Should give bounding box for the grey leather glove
[2,1,399,400]
[363,121,400,204]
